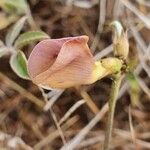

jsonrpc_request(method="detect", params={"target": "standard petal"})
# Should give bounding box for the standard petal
[50,35,91,72]
[28,37,74,79]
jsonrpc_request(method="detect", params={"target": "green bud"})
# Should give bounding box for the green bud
[101,57,123,74]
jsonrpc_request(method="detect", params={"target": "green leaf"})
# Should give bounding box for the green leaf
[126,72,140,107]
[10,50,29,79]
[14,31,50,49]
[2,0,27,15]
[6,16,27,47]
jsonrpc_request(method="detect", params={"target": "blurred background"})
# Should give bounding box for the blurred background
[0,0,150,149]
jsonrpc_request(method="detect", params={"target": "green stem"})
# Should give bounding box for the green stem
[103,72,122,150]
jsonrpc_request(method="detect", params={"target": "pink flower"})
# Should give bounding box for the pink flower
[27,36,95,89]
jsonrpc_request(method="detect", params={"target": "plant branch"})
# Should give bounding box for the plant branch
[103,72,122,150]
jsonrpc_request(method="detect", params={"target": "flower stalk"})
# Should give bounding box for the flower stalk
[103,72,122,150]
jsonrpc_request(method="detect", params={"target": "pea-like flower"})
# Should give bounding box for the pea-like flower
[27,35,122,89]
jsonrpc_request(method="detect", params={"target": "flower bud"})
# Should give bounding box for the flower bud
[101,57,123,74]
[111,21,129,60]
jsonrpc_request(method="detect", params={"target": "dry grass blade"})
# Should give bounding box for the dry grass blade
[136,76,150,98]
[44,89,64,111]
[114,129,150,149]
[47,89,63,98]
[77,136,104,149]
[94,45,112,60]
[147,44,150,59]
[49,107,67,145]
[60,103,108,150]
[137,45,150,78]
[76,87,100,114]
[130,24,147,53]
[19,110,44,140]
[129,24,150,79]
[0,88,5,98]
[98,0,107,26]
[0,95,20,124]
[128,105,139,149]
[121,0,150,29]
[90,0,106,52]
[136,0,150,7]
[0,131,33,150]
[113,0,123,19]
[59,99,85,125]
[0,72,44,108]
[40,88,66,145]
[33,116,79,150]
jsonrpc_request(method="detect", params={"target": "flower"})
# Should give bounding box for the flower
[27,35,123,89]
[28,36,94,89]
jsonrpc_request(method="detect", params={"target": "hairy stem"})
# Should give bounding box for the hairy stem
[103,72,122,150]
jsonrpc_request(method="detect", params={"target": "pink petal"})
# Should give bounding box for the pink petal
[41,58,93,88]
[28,37,76,78]
[32,35,94,88]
